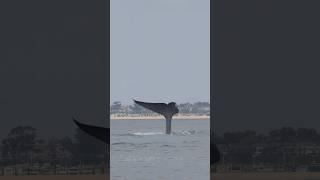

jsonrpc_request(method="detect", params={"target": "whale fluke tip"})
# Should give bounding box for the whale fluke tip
[72,117,109,144]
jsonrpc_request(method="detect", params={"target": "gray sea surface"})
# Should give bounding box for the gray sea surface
[111,119,210,180]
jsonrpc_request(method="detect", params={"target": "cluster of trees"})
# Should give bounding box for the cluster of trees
[214,127,320,166]
[1,126,107,166]
[111,101,210,115]
[214,127,320,145]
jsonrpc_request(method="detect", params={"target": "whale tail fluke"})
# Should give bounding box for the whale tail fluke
[133,100,179,119]
[133,99,179,134]
[73,117,109,144]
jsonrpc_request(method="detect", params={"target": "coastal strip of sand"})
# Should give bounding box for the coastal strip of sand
[110,115,210,120]
[212,172,320,180]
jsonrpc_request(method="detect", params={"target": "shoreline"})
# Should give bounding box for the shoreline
[110,115,210,120]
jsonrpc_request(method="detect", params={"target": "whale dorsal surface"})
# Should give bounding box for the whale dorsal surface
[133,100,179,119]
[73,118,109,144]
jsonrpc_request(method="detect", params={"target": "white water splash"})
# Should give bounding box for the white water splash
[132,132,164,136]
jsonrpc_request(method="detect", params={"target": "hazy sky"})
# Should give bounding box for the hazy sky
[111,0,210,104]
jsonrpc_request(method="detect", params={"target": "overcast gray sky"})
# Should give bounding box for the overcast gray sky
[111,0,210,104]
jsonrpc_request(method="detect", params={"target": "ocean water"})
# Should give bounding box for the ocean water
[111,119,210,180]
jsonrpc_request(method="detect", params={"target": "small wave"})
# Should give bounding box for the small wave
[112,142,135,146]
[171,130,197,136]
[132,132,164,136]
[114,130,206,137]
[183,140,200,144]
[160,144,176,148]
[115,132,165,136]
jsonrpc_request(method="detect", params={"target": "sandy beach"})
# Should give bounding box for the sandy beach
[0,175,109,180]
[212,172,320,180]
[110,115,209,120]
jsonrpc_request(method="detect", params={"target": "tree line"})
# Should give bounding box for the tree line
[111,101,210,115]
[214,127,320,145]
[1,126,107,166]
[214,127,320,166]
